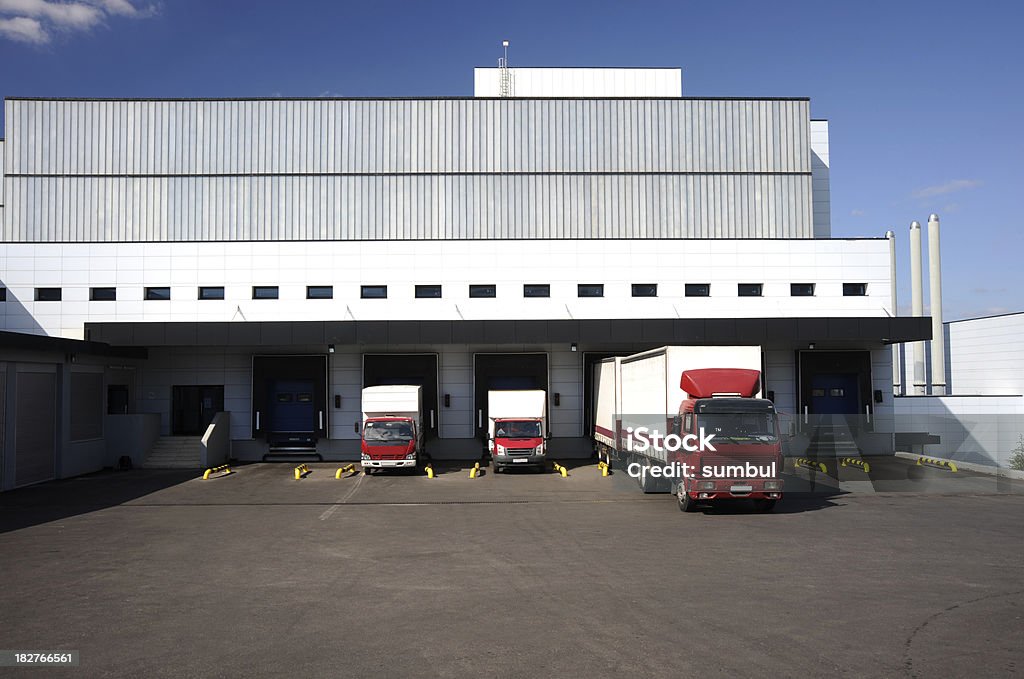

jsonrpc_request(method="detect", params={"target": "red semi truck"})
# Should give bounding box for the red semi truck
[593,346,784,513]
[671,367,784,512]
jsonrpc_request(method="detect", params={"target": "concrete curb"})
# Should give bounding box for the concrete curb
[895,451,1024,480]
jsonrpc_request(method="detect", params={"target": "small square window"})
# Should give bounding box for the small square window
[0,288,6,302]
[790,283,815,297]
[415,285,442,299]
[35,287,62,302]
[524,284,550,298]
[843,283,868,296]
[199,286,225,300]
[90,287,116,301]
[307,286,333,299]
[252,286,279,300]
[361,285,388,299]
[738,283,763,297]
[145,287,170,301]
[469,284,496,298]
[685,283,710,297]
[632,284,658,297]
[577,284,604,298]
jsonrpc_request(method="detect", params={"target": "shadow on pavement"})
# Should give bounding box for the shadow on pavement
[0,468,198,534]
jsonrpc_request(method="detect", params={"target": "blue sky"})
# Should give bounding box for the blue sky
[1,0,1021,320]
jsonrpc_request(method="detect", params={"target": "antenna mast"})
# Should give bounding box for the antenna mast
[498,40,513,97]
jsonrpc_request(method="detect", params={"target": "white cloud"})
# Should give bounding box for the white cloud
[0,0,102,29]
[0,0,156,43]
[0,14,46,42]
[850,209,865,217]
[912,179,982,199]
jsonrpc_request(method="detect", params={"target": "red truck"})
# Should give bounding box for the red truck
[671,368,784,512]
[594,346,784,513]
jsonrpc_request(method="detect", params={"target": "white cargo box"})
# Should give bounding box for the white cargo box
[361,385,423,421]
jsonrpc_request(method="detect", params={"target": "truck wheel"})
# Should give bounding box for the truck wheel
[363,467,373,476]
[493,464,502,474]
[753,499,777,513]
[677,484,697,512]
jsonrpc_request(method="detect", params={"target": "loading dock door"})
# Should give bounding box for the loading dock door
[474,353,548,440]
[362,354,439,438]
[15,371,57,487]
[252,355,328,444]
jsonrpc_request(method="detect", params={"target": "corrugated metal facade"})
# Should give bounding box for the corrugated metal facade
[3,97,814,242]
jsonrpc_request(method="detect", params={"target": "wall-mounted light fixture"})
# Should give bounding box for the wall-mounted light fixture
[444,394,451,408]
[554,393,561,406]
[767,390,775,402]
[334,394,342,409]
[807,342,816,350]
[874,390,884,404]
[570,343,578,352]
[328,344,336,354]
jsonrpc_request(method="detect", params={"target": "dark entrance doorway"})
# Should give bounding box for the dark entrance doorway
[172,385,224,435]
[362,354,439,439]
[107,385,130,414]
[473,353,548,440]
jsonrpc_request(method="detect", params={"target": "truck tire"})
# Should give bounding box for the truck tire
[677,483,698,512]
[753,499,777,513]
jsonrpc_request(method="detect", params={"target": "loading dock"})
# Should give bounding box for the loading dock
[251,355,328,449]
[473,353,548,441]
[362,354,439,439]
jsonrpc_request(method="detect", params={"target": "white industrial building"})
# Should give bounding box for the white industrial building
[0,66,931,489]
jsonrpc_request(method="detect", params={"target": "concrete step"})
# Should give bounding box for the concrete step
[144,437,203,469]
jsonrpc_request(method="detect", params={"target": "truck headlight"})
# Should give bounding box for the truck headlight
[695,480,716,491]
[535,445,545,455]
[764,480,783,491]
[361,453,370,461]
[405,452,416,459]
[496,445,507,456]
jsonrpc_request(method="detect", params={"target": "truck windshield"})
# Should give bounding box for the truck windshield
[697,412,778,442]
[364,421,414,443]
[495,420,542,438]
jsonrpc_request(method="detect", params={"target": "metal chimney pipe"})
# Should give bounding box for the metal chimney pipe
[887,230,901,395]
[910,221,926,395]
[928,214,946,394]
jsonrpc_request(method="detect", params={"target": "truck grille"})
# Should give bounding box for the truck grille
[507,448,534,457]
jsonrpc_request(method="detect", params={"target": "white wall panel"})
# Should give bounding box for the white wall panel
[474,68,683,97]
[946,313,1024,395]
[0,238,893,340]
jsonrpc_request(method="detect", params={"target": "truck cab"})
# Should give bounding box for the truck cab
[487,390,548,472]
[361,417,420,471]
